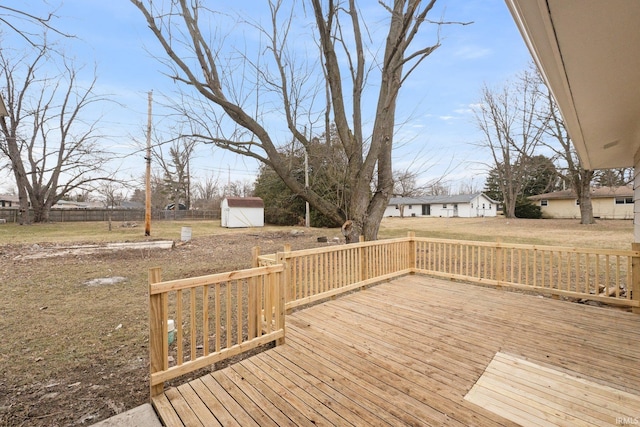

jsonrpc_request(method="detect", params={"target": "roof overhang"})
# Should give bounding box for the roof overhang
[504,0,640,169]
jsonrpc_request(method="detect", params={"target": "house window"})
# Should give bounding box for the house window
[443,204,447,208]
[471,203,473,208]
[396,205,399,210]
[615,197,634,204]
[575,199,580,206]
[408,205,412,209]
[482,203,485,209]
[540,200,548,206]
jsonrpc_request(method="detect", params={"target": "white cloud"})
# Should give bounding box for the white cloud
[454,46,492,60]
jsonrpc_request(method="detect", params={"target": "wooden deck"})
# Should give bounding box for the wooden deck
[152,275,640,426]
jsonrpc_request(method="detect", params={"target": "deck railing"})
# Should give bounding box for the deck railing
[150,232,640,396]
[413,238,640,307]
[257,233,640,311]
[148,264,285,396]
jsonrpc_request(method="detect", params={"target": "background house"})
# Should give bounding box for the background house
[221,197,264,228]
[529,186,633,220]
[385,194,497,218]
[505,1,640,240]
[0,194,19,208]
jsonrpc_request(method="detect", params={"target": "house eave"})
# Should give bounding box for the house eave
[504,0,640,170]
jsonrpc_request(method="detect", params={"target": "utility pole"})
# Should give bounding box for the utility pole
[144,91,152,236]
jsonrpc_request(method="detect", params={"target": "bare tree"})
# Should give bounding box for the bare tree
[534,71,595,224]
[0,46,113,223]
[192,174,222,210]
[0,4,72,47]
[223,180,254,198]
[473,69,546,218]
[151,136,197,210]
[392,169,426,218]
[594,168,633,188]
[427,181,450,196]
[97,181,125,231]
[130,0,460,242]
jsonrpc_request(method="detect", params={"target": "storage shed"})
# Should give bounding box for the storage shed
[221,197,264,228]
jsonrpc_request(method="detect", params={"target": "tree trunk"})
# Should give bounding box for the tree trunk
[577,174,595,224]
[5,136,31,225]
[504,191,517,218]
[32,204,47,223]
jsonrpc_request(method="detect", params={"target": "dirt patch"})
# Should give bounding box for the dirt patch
[0,228,338,427]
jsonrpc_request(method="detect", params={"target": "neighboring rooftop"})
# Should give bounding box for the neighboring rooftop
[529,186,633,200]
[389,193,497,205]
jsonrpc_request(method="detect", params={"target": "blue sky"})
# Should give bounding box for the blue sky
[0,0,532,195]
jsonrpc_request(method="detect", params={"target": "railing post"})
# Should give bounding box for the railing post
[632,243,640,314]
[407,231,416,272]
[252,246,260,267]
[280,244,292,314]
[495,240,504,284]
[276,252,287,342]
[148,267,167,398]
[359,236,366,282]
[249,247,260,338]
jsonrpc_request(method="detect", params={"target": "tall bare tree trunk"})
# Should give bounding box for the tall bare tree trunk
[576,170,595,224]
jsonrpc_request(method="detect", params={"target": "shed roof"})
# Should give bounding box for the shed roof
[224,197,264,208]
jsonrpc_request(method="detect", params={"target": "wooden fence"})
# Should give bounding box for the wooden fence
[148,264,285,396]
[150,232,640,396]
[0,208,220,223]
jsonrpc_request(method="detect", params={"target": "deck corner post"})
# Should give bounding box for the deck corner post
[631,243,640,314]
[148,267,166,398]
[407,231,416,272]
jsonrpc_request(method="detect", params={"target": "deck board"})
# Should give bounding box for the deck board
[153,275,640,426]
[465,352,640,427]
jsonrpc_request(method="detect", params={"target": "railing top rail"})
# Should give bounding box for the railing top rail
[280,237,411,259]
[263,235,638,260]
[412,236,640,257]
[149,264,284,295]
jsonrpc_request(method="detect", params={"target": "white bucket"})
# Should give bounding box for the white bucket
[180,226,192,242]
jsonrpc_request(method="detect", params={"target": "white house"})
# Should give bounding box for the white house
[385,194,498,218]
[221,197,264,228]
